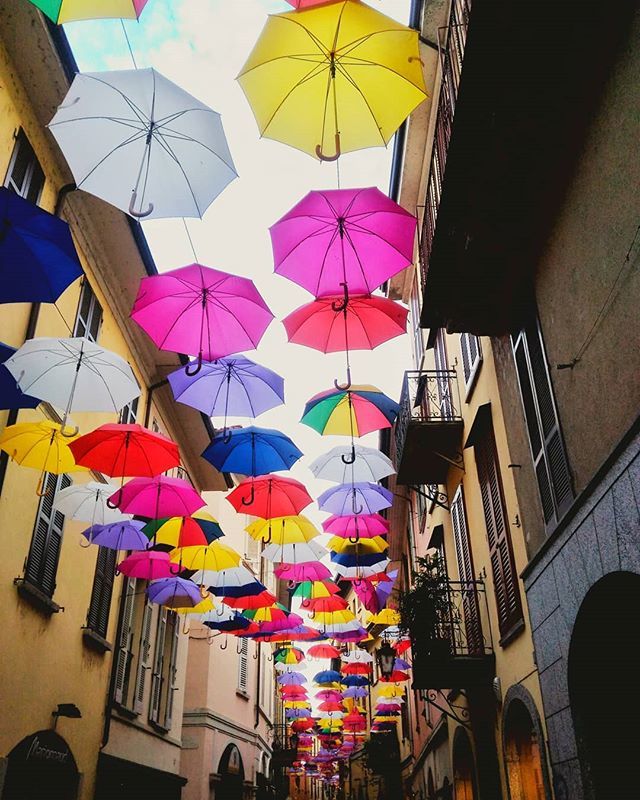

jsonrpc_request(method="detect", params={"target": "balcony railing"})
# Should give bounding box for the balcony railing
[419,0,473,288]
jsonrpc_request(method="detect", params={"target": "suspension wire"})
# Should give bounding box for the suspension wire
[53,302,74,335]
[336,157,341,189]
[120,20,138,69]
[182,218,199,263]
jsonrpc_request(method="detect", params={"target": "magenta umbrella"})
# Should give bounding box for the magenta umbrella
[131,263,274,374]
[275,561,331,583]
[322,514,389,539]
[271,188,417,297]
[110,476,205,518]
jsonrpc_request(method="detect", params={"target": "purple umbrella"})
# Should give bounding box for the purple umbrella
[168,355,284,424]
[131,263,274,374]
[317,482,392,516]
[82,520,148,551]
[277,672,307,686]
[376,568,398,610]
[342,687,369,698]
[147,577,202,608]
[270,187,417,297]
[286,708,312,718]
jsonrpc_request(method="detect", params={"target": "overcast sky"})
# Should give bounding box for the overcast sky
[65,0,412,541]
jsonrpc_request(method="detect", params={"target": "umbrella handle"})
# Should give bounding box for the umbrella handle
[185,353,204,377]
[351,492,363,516]
[220,635,228,650]
[236,639,244,655]
[341,445,356,465]
[333,367,352,391]
[348,533,360,545]
[262,523,273,546]
[200,585,210,599]
[129,190,154,218]
[182,619,190,636]
[315,133,341,162]
[60,423,80,438]
[241,484,256,506]
[106,490,121,510]
[36,471,50,498]
[301,598,311,609]
[252,645,259,660]
[169,562,182,576]
[331,281,349,313]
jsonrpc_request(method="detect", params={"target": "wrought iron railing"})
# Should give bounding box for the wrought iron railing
[434,579,493,658]
[419,0,473,288]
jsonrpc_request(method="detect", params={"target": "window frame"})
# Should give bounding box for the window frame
[459,332,482,398]
[237,636,249,694]
[4,129,45,204]
[73,278,103,343]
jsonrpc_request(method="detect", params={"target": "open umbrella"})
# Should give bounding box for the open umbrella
[306,596,348,613]
[342,686,368,699]
[322,514,389,542]
[203,566,266,596]
[314,670,342,685]
[336,559,390,580]
[54,480,131,526]
[237,1,426,160]
[318,483,392,517]
[328,536,388,555]
[302,386,399,437]
[82,520,148,551]
[49,69,236,219]
[274,561,331,583]
[0,343,40,410]
[262,540,327,565]
[111,475,205,518]
[227,474,312,518]
[117,550,176,580]
[308,645,341,660]
[222,590,276,610]
[29,0,150,23]
[277,672,307,686]
[244,604,303,633]
[342,650,373,663]
[171,542,242,574]
[310,445,394,484]
[202,426,302,477]
[143,512,224,550]
[271,188,416,297]
[0,188,82,305]
[293,580,341,602]
[246,515,320,547]
[132,265,273,373]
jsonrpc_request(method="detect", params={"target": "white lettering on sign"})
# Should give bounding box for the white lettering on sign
[26,737,69,763]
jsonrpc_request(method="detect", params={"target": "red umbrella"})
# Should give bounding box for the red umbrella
[291,719,315,732]
[318,701,344,712]
[70,423,180,477]
[395,639,411,655]
[222,590,277,610]
[341,662,371,675]
[308,644,341,659]
[281,685,309,697]
[227,474,313,517]
[306,596,348,613]
[379,671,410,683]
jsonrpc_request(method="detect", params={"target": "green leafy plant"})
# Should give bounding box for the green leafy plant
[398,554,452,658]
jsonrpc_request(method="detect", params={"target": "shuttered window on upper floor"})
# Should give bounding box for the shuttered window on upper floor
[4,129,45,204]
[119,396,139,425]
[114,577,138,707]
[450,486,483,654]
[512,320,573,529]
[24,472,71,597]
[238,636,249,693]
[459,333,482,395]
[73,279,103,343]
[86,545,117,639]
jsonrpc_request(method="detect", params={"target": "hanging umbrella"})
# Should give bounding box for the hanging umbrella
[308,644,341,660]
[331,551,388,570]
[275,646,305,664]
[336,560,390,580]
[29,0,150,23]
[6,337,139,433]
[202,608,258,633]
[262,540,327,564]
[351,577,380,613]
[375,569,398,611]
[340,662,370,676]
[369,608,401,626]
[318,701,344,712]
[322,514,389,541]
[314,670,342,685]
[222,590,277,610]
[342,650,373,664]
[277,672,307,686]
[203,566,266,597]
[237,0,426,160]
[174,597,215,617]
[377,684,404,698]
[279,683,308,695]
[202,426,302,477]
[117,550,177,580]
[302,386,399,437]
[327,536,388,555]
[380,671,409,683]
[318,482,392,517]
[310,445,394,484]
[69,423,180,477]
[82,520,148,551]
[271,188,416,297]
[342,686,368,699]
[54,480,132,525]
[168,354,284,424]
[312,609,356,627]
[227,474,312,518]
[393,658,411,671]
[0,188,83,304]
[306,596,348,613]
[341,675,369,687]
[110,475,205,517]
[243,604,303,633]
[132,265,272,373]
[49,68,236,220]
[170,542,242,573]
[275,561,331,583]
[246,515,320,546]
[144,512,224,550]
[0,343,40,410]
[147,576,203,608]
[293,581,341,602]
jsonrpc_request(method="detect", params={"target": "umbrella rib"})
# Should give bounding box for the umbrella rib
[338,50,427,92]
[260,60,331,138]
[49,115,147,132]
[72,129,151,189]
[346,217,415,263]
[152,133,203,217]
[81,73,151,126]
[332,61,386,146]
[155,127,238,175]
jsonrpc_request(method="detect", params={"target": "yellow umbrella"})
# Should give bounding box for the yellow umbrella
[238,0,427,160]
[0,420,85,494]
[328,536,388,555]
[377,684,403,698]
[368,608,401,626]
[170,542,241,572]
[283,700,311,709]
[318,717,343,728]
[246,515,320,546]
[174,597,215,616]
[29,0,149,24]
[312,609,356,625]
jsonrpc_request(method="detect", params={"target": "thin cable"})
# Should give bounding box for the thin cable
[182,218,199,262]
[120,20,138,69]
[336,156,341,189]
[53,302,74,335]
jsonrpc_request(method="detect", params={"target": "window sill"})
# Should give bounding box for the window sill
[236,689,250,701]
[149,720,170,735]
[113,703,138,720]
[15,578,60,615]
[82,628,112,654]
[499,617,526,648]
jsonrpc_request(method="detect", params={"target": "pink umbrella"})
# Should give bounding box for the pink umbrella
[275,561,332,583]
[352,578,380,613]
[117,550,177,580]
[110,475,205,518]
[322,514,389,539]
[271,188,416,297]
[131,263,274,374]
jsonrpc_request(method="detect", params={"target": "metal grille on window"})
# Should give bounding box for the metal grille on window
[86,546,117,638]
[164,612,180,729]
[4,129,45,203]
[460,333,482,392]
[73,279,103,342]
[238,637,249,692]
[25,473,71,597]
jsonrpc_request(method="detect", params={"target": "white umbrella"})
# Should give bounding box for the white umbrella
[49,68,237,219]
[309,445,395,484]
[190,565,257,589]
[336,560,390,580]
[5,337,139,432]
[342,651,374,664]
[261,540,327,564]
[54,480,132,525]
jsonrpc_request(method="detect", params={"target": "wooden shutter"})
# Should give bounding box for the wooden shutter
[25,473,71,596]
[87,546,117,637]
[164,613,180,729]
[133,598,153,714]
[475,426,523,637]
[149,608,167,722]
[460,333,482,390]
[114,578,137,705]
[450,486,483,654]
[238,637,249,692]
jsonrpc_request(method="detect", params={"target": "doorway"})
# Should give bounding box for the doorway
[504,700,546,799]
[452,728,477,800]
[216,744,245,800]
[2,730,79,800]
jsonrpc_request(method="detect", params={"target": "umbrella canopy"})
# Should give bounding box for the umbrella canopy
[318,483,392,516]
[341,662,370,675]
[308,644,341,660]
[5,337,139,427]
[29,0,150,23]
[285,0,334,7]
[306,596,348,613]
[202,426,302,477]
[111,476,205,518]
[82,520,148,551]
[341,675,369,687]
[275,646,305,664]
[147,577,203,608]
[227,474,312,518]
[237,1,426,159]
[342,686,368,699]
[293,580,340,601]
[279,683,308,695]
[271,188,416,297]
[277,672,307,686]
[0,188,82,304]
[0,421,84,476]
[222,590,276,610]
[132,265,273,370]
[243,604,303,631]
[0,343,40,411]
[369,609,401,626]
[171,542,242,573]
[54,480,131,525]
[342,650,373,664]
[331,551,388,569]
[204,565,265,596]
[327,536,388,555]
[322,514,389,541]
[262,540,327,564]
[302,386,399,437]
[274,561,331,582]
[144,512,225,550]
[49,69,236,219]
[336,560,391,580]
[69,423,180,477]
[168,355,284,419]
[246,516,320,546]
[314,670,342,685]
[117,550,176,580]
[310,445,395,484]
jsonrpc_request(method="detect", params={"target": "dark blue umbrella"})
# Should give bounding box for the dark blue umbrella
[0,187,83,303]
[202,612,255,632]
[341,675,370,687]
[314,670,342,684]
[330,551,388,568]
[202,425,303,477]
[208,580,267,598]
[0,343,40,410]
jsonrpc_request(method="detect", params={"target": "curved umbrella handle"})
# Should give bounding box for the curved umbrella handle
[185,352,204,377]
[252,648,258,660]
[262,522,273,546]
[333,367,352,392]
[348,533,360,545]
[182,619,190,636]
[129,190,154,218]
[200,585,210,599]
[220,635,228,650]
[236,639,244,655]
[106,489,122,510]
[351,490,363,516]
[287,579,296,590]
[35,472,50,498]
[267,651,273,663]
[301,598,311,609]
[341,444,356,465]
[331,281,350,313]
[60,423,80,438]
[169,562,182,576]
[241,484,256,506]
[315,133,341,162]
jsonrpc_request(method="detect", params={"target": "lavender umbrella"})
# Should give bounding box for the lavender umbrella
[317,482,392,516]
[277,672,307,686]
[342,687,369,699]
[147,577,202,608]
[82,520,148,550]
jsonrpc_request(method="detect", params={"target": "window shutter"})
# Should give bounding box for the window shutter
[460,333,482,391]
[164,613,180,729]
[149,608,167,722]
[114,578,136,705]
[133,598,153,714]
[475,428,523,637]
[450,487,482,654]
[237,637,249,693]
[25,473,70,596]
[87,546,117,638]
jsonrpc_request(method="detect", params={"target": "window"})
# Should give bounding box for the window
[73,279,102,342]
[409,277,424,369]
[237,637,249,693]
[119,397,139,425]
[149,607,167,723]
[512,320,573,528]
[147,609,179,727]
[86,546,117,639]
[114,577,138,707]
[459,333,482,395]
[474,423,523,640]
[450,486,483,653]
[133,597,153,714]
[162,612,180,729]
[4,129,45,203]
[24,472,71,597]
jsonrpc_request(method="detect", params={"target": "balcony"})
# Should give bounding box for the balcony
[408,579,495,691]
[394,370,464,485]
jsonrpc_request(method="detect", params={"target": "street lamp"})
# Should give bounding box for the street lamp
[376,641,396,679]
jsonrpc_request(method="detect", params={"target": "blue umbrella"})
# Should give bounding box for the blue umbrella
[0,187,83,303]
[208,580,267,598]
[330,551,388,568]
[203,611,255,632]
[202,426,303,477]
[314,670,342,684]
[341,675,370,687]
[0,343,40,410]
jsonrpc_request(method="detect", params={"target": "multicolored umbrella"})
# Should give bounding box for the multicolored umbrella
[29,0,150,23]
[310,444,395,484]
[0,188,82,304]
[110,476,205,518]
[327,536,388,555]
[147,576,203,608]
[202,426,302,477]
[82,520,148,551]
[318,482,392,516]
[117,550,176,580]
[227,474,312,517]
[302,386,399,437]
[244,604,304,633]
[246,515,320,546]
[342,650,373,664]
[132,264,272,372]
[293,580,341,602]
[336,559,390,581]
[262,540,327,564]
[143,512,224,550]
[237,1,426,160]
[204,566,266,597]
[275,646,305,664]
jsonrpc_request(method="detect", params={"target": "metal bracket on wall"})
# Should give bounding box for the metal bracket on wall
[410,484,450,512]
[419,689,471,729]
[433,449,465,472]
